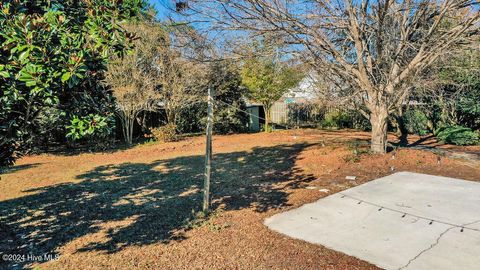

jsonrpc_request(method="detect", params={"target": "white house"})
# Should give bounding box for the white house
[245,74,320,131]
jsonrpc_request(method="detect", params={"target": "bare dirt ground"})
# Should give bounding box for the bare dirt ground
[1,129,479,270]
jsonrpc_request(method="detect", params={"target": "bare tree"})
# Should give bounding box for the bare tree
[187,0,479,153]
[156,42,206,125]
[105,23,165,144]
[106,21,207,143]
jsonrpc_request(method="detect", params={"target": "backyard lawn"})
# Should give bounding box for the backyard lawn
[1,130,479,270]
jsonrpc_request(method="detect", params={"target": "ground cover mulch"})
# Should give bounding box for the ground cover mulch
[1,129,478,270]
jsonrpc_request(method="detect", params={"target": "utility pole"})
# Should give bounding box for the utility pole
[203,85,214,212]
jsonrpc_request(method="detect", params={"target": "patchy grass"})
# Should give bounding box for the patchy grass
[343,140,371,163]
[0,129,478,270]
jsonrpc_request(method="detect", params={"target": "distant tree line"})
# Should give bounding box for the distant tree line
[187,0,480,153]
[1,0,478,168]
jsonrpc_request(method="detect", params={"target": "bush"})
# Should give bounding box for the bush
[177,103,206,134]
[213,100,249,134]
[287,103,323,127]
[435,126,479,146]
[457,89,480,130]
[151,124,178,142]
[0,140,18,167]
[27,107,67,150]
[351,111,371,131]
[403,110,430,136]
[320,110,352,129]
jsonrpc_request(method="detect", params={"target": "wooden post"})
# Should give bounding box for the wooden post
[203,85,214,212]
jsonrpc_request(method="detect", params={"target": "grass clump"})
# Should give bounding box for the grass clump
[343,140,371,163]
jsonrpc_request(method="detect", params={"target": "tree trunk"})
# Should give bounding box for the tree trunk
[264,106,272,132]
[119,111,135,145]
[165,107,176,125]
[128,116,134,145]
[369,107,389,154]
[122,117,132,145]
[393,107,408,146]
[395,115,408,146]
[136,112,149,134]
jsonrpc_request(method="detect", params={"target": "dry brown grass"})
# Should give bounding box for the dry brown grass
[0,129,478,270]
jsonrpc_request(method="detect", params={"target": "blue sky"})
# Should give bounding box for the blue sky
[148,0,176,20]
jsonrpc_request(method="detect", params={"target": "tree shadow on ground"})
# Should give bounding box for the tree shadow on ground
[390,134,437,149]
[39,143,133,157]
[0,143,315,269]
[0,163,42,176]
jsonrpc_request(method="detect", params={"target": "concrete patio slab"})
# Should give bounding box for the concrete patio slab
[265,172,480,270]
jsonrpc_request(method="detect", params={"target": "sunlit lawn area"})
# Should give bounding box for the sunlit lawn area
[1,130,479,269]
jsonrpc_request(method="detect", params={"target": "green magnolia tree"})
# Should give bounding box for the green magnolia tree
[0,0,146,166]
[241,52,301,132]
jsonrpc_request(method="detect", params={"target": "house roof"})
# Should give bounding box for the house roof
[282,74,319,101]
[245,73,321,107]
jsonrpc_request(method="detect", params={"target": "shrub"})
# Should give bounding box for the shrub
[177,103,206,134]
[29,107,67,150]
[351,111,371,131]
[457,89,480,130]
[151,123,178,142]
[213,100,249,134]
[435,126,479,146]
[0,140,18,167]
[157,60,248,137]
[403,110,430,135]
[287,103,324,127]
[320,110,352,129]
